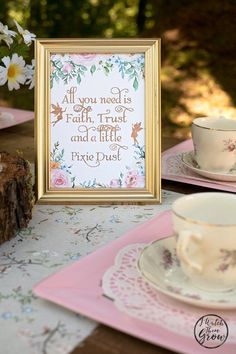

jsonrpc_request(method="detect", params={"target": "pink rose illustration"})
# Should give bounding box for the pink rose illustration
[125,170,145,188]
[110,179,120,188]
[62,63,73,73]
[70,53,97,65]
[51,169,70,188]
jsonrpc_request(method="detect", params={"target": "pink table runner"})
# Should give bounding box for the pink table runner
[34,211,236,354]
[0,107,34,129]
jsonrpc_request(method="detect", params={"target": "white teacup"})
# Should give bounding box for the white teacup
[172,192,236,292]
[192,116,236,173]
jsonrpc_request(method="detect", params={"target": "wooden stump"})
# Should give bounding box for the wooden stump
[0,152,34,245]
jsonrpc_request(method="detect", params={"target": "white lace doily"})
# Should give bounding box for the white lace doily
[102,243,236,341]
[162,153,192,177]
[162,153,236,188]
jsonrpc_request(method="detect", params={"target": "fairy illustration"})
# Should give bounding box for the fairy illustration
[131,122,143,145]
[51,103,66,126]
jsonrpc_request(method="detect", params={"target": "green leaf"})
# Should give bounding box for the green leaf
[77,74,81,84]
[128,73,135,80]
[55,60,62,69]
[133,77,138,91]
[125,67,133,74]
[104,66,109,75]
[58,70,64,79]
[90,64,96,74]
[80,65,87,71]
[106,62,113,68]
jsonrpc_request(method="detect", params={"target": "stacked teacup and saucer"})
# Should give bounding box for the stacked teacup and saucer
[138,117,236,309]
[138,192,236,309]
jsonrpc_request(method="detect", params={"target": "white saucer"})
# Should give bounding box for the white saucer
[138,236,236,309]
[181,151,236,182]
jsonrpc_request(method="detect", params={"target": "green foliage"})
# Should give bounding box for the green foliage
[9,40,30,58]
[50,54,144,90]
[2,0,141,39]
[77,74,81,84]
[133,77,138,91]
[1,0,236,134]
[0,34,31,61]
[90,64,96,74]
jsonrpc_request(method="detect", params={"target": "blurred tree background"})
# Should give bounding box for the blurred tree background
[0,0,236,138]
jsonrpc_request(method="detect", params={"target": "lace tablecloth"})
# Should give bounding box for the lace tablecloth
[0,190,181,354]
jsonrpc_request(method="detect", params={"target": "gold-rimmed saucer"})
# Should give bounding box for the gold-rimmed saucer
[137,236,236,309]
[181,151,236,182]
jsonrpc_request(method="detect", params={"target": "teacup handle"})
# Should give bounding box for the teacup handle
[176,230,203,272]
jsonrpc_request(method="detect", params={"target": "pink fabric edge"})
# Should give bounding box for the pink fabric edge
[162,140,236,193]
[33,211,236,354]
[0,107,34,129]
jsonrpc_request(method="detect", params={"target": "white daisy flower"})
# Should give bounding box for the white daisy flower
[0,34,13,47]
[0,22,17,38]
[0,22,16,47]
[25,59,35,89]
[14,20,36,46]
[0,54,26,91]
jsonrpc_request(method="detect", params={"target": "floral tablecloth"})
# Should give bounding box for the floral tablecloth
[0,190,181,354]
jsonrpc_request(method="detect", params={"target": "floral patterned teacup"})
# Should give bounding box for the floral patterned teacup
[192,116,236,173]
[172,192,236,292]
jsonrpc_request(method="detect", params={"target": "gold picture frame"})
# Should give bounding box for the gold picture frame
[35,39,161,204]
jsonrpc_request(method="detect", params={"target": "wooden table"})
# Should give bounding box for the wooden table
[0,120,212,354]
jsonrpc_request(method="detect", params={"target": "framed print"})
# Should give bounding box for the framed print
[35,39,161,203]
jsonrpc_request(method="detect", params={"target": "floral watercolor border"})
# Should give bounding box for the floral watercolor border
[50,53,145,91]
[50,142,76,188]
[50,141,145,189]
